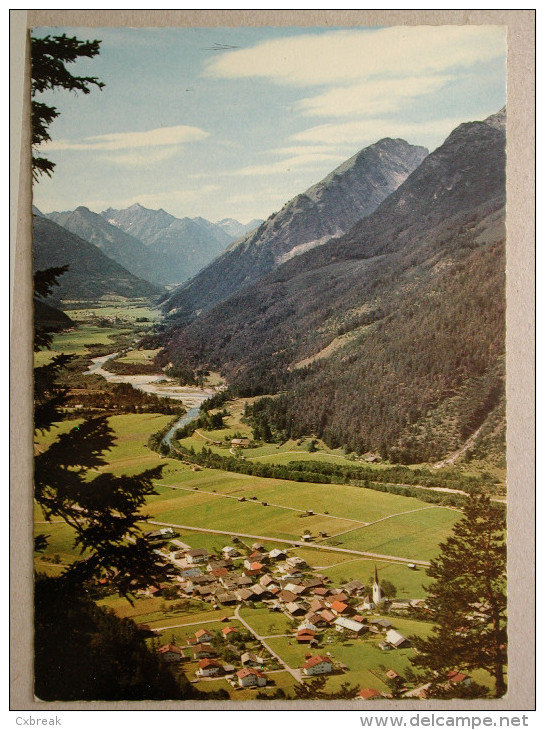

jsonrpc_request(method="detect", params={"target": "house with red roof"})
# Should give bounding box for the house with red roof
[445,670,471,687]
[197,658,223,677]
[236,667,267,687]
[156,644,186,663]
[296,629,317,644]
[330,600,352,616]
[358,688,383,700]
[302,655,333,676]
[194,628,214,643]
[221,626,238,638]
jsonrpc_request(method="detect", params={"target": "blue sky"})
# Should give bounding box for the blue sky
[32,25,506,223]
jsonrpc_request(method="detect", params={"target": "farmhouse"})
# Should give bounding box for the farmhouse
[318,609,336,625]
[216,591,237,604]
[303,655,333,676]
[359,594,375,611]
[285,601,306,616]
[385,629,410,648]
[330,601,351,616]
[334,617,367,635]
[286,556,307,568]
[236,668,267,687]
[243,562,264,576]
[343,580,366,596]
[231,438,251,448]
[186,548,209,564]
[252,584,272,599]
[235,587,257,602]
[369,618,393,630]
[296,629,317,644]
[207,559,231,571]
[156,644,186,663]
[269,549,287,560]
[194,644,217,659]
[241,651,264,667]
[194,628,214,643]
[305,611,327,627]
[222,546,240,558]
[221,626,238,639]
[326,591,349,605]
[298,620,318,633]
[197,659,223,677]
[278,590,298,604]
[179,567,202,579]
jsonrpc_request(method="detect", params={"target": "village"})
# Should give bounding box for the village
[137,528,474,700]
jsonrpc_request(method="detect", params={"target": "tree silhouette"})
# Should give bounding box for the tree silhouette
[31,33,105,179]
[410,494,507,697]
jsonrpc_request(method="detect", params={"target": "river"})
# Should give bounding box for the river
[84,352,217,447]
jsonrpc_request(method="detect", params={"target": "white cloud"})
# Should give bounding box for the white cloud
[107,148,176,167]
[290,116,470,149]
[203,26,505,87]
[43,124,209,152]
[229,151,346,177]
[295,75,453,118]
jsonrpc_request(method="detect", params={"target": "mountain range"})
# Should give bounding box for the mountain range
[159,109,506,465]
[33,215,163,303]
[41,203,262,289]
[162,138,428,324]
[100,203,262,286]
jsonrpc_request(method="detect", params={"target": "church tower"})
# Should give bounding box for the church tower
[372,565,383,604]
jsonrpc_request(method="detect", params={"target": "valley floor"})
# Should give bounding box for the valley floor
[33,305,503,701]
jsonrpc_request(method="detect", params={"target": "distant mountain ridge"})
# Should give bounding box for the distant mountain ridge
[47,206,165,287]
[101,203,236,286]
[33,216,162,303]
[161,110,506,465]
[216,218,263,239]
[162,138,429,324]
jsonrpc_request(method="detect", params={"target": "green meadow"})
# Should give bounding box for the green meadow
[33,324,130,366]
[238,607,296,637]
[34,413,460,564]
[324,507,461,561]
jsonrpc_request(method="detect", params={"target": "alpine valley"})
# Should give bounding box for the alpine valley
[158,109,506,466]
[33,107,508,702]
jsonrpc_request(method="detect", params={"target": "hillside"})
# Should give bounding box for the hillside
[162,138,429,324]
[33,216,163,303]
[101,203,233,286]
[34,298,74,333]
[47,206,166,287]
[160,111,506,465]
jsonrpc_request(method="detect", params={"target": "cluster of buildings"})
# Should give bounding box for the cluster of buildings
[145,539,478,699]
[146,541,436,692]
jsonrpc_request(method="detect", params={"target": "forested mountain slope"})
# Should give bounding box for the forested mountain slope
[47,206,164,286]
[162,138,428,324]
[33,216,163,303]
[160,111,506,464]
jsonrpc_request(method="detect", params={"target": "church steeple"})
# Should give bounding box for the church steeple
[372,565,382,604]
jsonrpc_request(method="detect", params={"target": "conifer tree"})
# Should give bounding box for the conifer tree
[31,33,105,179]
[410,494,507,697]
[30,36,191,699]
